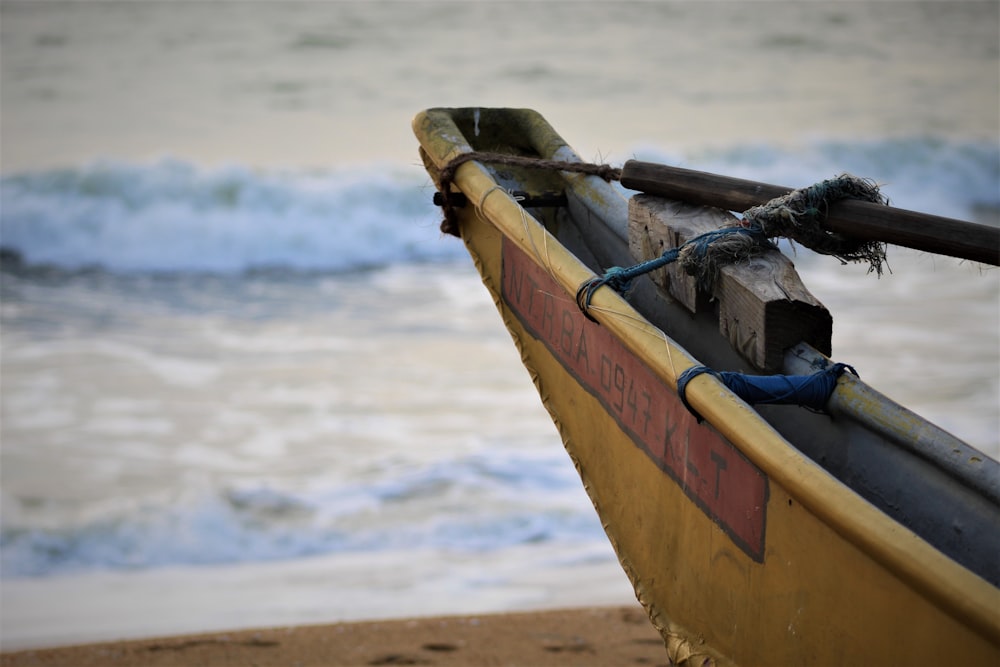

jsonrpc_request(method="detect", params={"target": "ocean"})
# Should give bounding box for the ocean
[1,0,998,650]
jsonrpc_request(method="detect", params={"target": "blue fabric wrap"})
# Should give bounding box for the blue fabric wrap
[677,363,856,423]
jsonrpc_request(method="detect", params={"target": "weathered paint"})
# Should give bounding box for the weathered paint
[503,236,768,561]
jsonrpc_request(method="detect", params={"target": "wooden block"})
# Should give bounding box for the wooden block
[716,255,833,371]
[628,195,733,313]
[629,194,831,371]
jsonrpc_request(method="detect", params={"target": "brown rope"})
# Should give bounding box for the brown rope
[436,152,621,236]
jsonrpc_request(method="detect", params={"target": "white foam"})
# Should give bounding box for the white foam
[2,139,996,275]
[0,160,457,273]
[0,444,604,578]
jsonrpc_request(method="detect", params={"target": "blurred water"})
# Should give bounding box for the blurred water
[1,0,997,650]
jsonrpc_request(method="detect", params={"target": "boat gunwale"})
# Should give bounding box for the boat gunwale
[413,107,1000,646]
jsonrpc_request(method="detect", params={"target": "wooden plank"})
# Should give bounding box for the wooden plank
[629,194,831,371]
[628,195,726,313]
[620,160,1000,266]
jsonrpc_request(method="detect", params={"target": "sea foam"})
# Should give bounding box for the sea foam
[0,159,454,274]
[2,137,996,275]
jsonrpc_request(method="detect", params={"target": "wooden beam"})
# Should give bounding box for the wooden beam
[629,195,832,372]
[620,160,1000,266]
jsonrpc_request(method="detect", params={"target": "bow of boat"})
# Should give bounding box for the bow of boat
[413,107,1000,666]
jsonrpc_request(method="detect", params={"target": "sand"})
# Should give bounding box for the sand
[0,605,669,667]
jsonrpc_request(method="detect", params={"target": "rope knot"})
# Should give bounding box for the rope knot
[432,151,622,238]
[743,173,889,274]
[594,164,623,181]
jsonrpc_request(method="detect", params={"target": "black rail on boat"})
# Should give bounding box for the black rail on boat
[432,191,568,208]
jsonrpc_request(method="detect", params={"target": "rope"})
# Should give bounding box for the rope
[431,153,889,317]
[677,362,857,423]
[573,175,888,320]
[743,174,888,274]
[575,225,773,320]
[431,152,869,423]
[436,152,621,237]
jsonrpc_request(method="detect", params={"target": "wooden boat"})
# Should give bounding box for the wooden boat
[413,108,1000,665]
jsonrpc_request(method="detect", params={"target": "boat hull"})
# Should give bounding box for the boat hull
[415,107,1000,665]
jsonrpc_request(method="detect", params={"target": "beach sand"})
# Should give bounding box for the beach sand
[0,605,669,667]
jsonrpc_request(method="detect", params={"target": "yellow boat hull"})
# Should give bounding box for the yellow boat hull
[414,108,1000,665]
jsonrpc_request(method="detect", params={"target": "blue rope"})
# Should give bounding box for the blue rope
[575,225,768,321]
[573,216,861,422]
[574,172,888,318]
[677,363,857,423]
[576,248,681,321]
